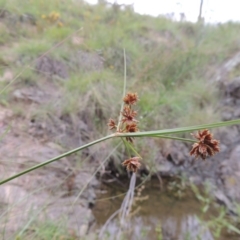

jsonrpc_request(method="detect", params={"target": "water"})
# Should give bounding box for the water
[92,178,217,240]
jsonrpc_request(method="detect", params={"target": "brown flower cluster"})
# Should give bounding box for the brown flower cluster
[108,92,139,143]
[123,92,138,105]
[190,129,220,160]
[108,93,141,172]
[108,118,116,130]
[122,157,141,172]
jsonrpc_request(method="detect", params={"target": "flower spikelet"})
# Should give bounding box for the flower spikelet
[121,106,138,124]
[190,129,220,160]
[108,92,140,143]
[122,157,141,172]
[125,122,138,133]
[123,92,138,105]
[108,118,116,130]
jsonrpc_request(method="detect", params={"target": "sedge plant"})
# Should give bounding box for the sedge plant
[1,103,240,185]
[1,50,240,238]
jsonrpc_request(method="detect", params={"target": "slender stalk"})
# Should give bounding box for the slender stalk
[123,139,143,158]
[1,118,240,185]
[0,134,114,185]
[117,48,127,131]
[152,135,196,143]
[117,173,136,239]
[114,119,240,138]
[72,142,121,205]
[99,209,120,238]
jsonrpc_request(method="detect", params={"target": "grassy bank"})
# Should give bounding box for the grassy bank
[2,0,236,130]
[1,0,240,239]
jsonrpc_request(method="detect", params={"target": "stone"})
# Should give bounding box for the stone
[226,77,240,99]
[220,145,240,202]
[0,70,13,82]
[233,107,240,118]
[13,87,48,103]
[73,51,104,72]
[222,111,233,121]
[35,56,69,79]
[214,51,240,82]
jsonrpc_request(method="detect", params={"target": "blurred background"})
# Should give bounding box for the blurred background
[0,0,240,239]
[88,0,240,23]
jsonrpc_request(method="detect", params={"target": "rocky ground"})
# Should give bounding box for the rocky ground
[0,115,98,238]
[1,6,240,238]
[0,55,104,238]
[0,53,240,239]
[147,51,240,212]
[1,51,240,238]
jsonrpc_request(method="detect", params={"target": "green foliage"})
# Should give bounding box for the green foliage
[155,223,163,240]
[2,0,240,131]
[16,220,76,240]
[44,26,72,41]
[16,40,53,59]
[191,183,240,239]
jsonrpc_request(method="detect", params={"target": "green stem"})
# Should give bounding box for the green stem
[123,139,142,158]
[72,142,122,205]
[0,134,114,185]
[114,119,240,137]
[117,48,127,131]
[152,135,196,143]
[1,118,240,185]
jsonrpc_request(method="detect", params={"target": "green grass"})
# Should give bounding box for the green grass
[15,40,53,59]
[15,220,77,240]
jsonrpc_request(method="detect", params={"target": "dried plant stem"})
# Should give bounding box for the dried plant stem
[73,142,121,205]
[117,172,136,239]
[99,173,137,239]
[99,209,120,238]
[119,172,136,223]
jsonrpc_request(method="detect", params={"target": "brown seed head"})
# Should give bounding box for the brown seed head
[121,106,138,124]
[108,118,116,130]
[122,157,141,172]
[125,122,138,133]
[108,92,139,143]
[123,92,138,105]
[190,129,220,160]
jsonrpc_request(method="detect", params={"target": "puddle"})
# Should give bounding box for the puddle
[92,179,238,240]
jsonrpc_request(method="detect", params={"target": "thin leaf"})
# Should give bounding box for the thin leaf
[115,119,240,137]
[0,134,114,185]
